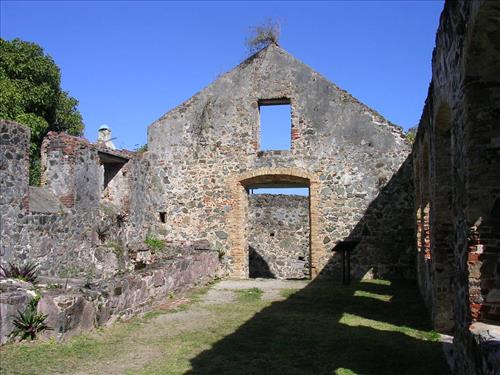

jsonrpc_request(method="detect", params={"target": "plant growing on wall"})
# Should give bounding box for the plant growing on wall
[144,235,165,254]
[405,127,417,144]
[216,246,226,261]
[116,212,127,228]
[134,143,148,153]
[0,261,39,283]
[83,267,97,289]
[245,18,281,55]
[96,223,110,242]
[10,297,52,341]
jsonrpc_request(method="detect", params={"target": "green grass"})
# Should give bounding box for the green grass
[280,288,300,298]
[235,287,263,302]
[353,289,392,302]
[0,279,450,375]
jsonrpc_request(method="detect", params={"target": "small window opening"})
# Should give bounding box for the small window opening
[98,151,128,191]
[270,232,275,237]
[103,164,123,190]
[159,212,166,223]
[250,187,309,196]
[259,99,292,151]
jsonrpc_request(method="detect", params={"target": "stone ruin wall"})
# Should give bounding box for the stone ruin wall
[147,44,415,280]
[0,120,158,279]
[0,119,219,344]
[247,194,310,279]
[412,1,500,373]
[1,244,218,345]
[1,1,499,370]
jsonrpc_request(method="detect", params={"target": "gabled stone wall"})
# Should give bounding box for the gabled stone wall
[147,44,414,280]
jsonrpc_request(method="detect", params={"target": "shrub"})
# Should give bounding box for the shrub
[0,261,39,283]
[406,127,417,144]
[10,298,52,341]
[245,18,281,55]
[135,144,148,153]
[144,235,165,253]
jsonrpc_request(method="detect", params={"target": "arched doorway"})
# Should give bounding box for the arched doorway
[227,168,320,279]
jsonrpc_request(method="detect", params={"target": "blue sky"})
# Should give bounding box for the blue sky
[1,1,444,153]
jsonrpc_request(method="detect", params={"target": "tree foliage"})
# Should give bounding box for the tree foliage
[405,127,417,144]
[245,19,281,55]
[0,38,84,184]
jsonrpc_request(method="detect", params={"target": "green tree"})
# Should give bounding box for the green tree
[0,38,84,184]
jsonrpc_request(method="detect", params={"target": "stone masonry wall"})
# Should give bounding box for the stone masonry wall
[0,121,220,344]
[0,121,155,279]
[1,248,218,344]
[147,44,414,280]
[413,1,500,373]
[37,249,218,342]
[248,194,309,279]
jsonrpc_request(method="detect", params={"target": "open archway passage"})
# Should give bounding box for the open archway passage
[242,175,311,279]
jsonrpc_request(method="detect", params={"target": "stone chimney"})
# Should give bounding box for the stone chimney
[97,124,116,150]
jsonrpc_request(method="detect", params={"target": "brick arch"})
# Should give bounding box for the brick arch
[226,167,321,279]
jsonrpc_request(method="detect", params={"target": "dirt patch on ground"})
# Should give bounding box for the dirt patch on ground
[69,280,306,375]
[202,288,235,304]
[207,279,309,302]
[70,307,215,375]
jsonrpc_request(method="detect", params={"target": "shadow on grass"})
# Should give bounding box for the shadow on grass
[188,155,448,374]
[186,278,450,375]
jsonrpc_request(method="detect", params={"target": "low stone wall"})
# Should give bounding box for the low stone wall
[248,194,310,279]
[0,250,219,344]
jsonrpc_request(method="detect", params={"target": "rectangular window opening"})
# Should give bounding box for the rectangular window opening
[259,99,292,151]
[159,212,166,223]
[249,187,309,196]
[98,151,128,191]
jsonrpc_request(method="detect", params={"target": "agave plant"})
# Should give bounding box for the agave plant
[0,261,39,283]
[10,299,52,341]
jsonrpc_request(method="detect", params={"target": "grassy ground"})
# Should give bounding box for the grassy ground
[0,279,450,375]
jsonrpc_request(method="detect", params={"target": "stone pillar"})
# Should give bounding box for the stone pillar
[41,132,78,207]
[0,120,30,260]
[41,132,100,210]
[0,120,30,207]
